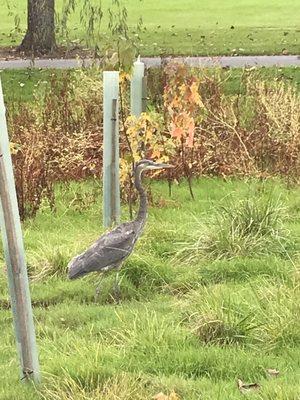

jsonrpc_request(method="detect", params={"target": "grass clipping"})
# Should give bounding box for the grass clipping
[176,195,291,261]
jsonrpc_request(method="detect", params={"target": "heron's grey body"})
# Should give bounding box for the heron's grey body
[68,219,144,279]
[68,160,171,283]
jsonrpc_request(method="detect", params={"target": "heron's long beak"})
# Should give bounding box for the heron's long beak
[149,163,174,170]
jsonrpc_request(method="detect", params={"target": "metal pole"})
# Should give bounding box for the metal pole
[103,71,120,228]
[0,79,40,383]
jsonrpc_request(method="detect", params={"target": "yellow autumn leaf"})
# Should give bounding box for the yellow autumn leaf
[126,115,137,125]
[151,149,161,159]
[120,71,131,83]
[190,82,203,107]
[10,142,21,155]
[160,154,170,163]
[145,128,154,141]
[179,83,186,98]
[141,112,151,122]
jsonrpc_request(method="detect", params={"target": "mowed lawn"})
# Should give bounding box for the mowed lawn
[0,179,299,399]
[0,0,299,55]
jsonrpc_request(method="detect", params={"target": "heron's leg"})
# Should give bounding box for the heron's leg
[94,273,105,302]
[114,270,121,304]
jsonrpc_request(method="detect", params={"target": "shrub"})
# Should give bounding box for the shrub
[6,64,300,219]
[8,69,102,219]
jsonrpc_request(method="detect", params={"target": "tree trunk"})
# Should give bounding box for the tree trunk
[20,0,56,54]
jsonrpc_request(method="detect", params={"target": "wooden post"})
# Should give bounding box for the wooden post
[103,71,120,228]
[0,79,40,383]
[130,56,145,117]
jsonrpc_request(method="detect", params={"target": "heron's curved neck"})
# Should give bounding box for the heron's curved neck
[134,168,147,225]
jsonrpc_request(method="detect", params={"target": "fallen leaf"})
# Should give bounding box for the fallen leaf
[266,368,280,378]
[153,391,180,400]
[237,379,261,393]
[153,392,168,400]
[169,391,180,400]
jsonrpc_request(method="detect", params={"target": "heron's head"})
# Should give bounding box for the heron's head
[135,159,173,173]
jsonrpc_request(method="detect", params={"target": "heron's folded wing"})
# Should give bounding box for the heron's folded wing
[78,223,138,272]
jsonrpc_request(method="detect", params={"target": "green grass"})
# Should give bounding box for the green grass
[175,195,292,261]
[0,178,300,399]
[1,67,300,105]
[0,69,55,103]
[0,0,300,55]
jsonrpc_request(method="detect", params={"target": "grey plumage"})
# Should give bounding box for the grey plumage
[68,159,172,282]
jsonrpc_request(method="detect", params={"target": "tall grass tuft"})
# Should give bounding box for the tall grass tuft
[176,195,291,261]
[40,373,149,400]
[180,279,300,350]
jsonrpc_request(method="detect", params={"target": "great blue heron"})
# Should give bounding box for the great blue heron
[67,159,172,302]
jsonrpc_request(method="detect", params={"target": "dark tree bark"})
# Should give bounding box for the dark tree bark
[20,0,56,54]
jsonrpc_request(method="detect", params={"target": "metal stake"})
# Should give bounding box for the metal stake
[0,79,40,383]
